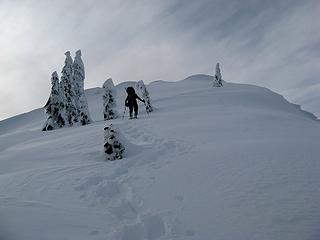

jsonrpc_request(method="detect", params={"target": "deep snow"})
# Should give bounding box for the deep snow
[0,75,320,240]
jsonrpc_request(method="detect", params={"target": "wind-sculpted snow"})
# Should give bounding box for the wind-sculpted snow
[0,75,319,240]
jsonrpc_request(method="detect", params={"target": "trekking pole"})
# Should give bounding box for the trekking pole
[122,107,127,120]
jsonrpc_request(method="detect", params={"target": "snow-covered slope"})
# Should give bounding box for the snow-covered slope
[0,75,319,240]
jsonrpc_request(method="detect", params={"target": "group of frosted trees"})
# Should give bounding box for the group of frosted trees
[43,50,91,131]
[43,52,153,159]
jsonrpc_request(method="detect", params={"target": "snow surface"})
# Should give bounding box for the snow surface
[0,74,320,240]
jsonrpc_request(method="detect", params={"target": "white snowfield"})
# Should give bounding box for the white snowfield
[0,75,319,240]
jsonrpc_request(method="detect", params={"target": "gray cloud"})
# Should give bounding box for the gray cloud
[0,0,319,120]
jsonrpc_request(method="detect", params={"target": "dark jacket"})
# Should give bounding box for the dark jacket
[125,93,144,107]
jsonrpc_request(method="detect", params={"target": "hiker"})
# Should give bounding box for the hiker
[125,87,145,119]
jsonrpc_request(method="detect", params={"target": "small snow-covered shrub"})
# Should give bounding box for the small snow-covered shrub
[102,78,117,120]
[135,80,153,112]
[104,124,124,160]
[213,62,223,87]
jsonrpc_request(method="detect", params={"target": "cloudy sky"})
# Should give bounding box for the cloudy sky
[0,0,319,120]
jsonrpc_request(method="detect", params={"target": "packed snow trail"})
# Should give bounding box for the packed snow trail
[0,75,320,240]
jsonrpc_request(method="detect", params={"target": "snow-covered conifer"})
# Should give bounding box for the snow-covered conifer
[104,124,125,160]
[72,50,92,125]
[42,71,66,131]
[60,51,78,126]
[135,80,153,112]
[102,78,117,120]
[213,62,223,87]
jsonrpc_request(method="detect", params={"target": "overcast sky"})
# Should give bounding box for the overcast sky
[0,0,319,120]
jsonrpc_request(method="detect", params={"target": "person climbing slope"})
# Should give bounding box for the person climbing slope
[125,86,145,119]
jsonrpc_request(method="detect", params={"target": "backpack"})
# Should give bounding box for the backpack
[126,86,135,95]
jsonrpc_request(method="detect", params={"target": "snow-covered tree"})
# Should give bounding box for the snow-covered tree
[213,62,223,87]
[42,71,66,131]
[104,124,125,160]
[72,50,92,125]
[60,51,78,126]
[135,80,153,113]
[102,78,117,120]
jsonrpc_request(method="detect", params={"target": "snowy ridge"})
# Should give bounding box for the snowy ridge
[284,83,320,119]
[0,75,320,240]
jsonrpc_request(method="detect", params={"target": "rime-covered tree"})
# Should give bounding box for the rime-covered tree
[135,80,153,113]
[60,51,78,126]
[42,71,66,131]
[102,78,117,120]
[213,62,223,87]
[104,124,125,160]
[72,50,92,125]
